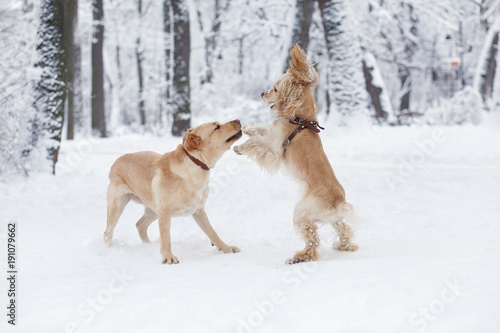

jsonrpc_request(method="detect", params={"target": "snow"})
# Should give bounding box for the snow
[1,112,500,333]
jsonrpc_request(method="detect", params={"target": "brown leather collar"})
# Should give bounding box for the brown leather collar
[283,116,325,150]
[183,148,209,171]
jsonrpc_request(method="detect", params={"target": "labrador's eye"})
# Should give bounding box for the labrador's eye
[215,124,220,130]
[274,88,277,92]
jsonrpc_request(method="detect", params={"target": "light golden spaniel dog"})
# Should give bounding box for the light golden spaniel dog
[234,45,359,264]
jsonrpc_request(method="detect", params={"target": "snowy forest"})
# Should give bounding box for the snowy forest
[1,0,499,175]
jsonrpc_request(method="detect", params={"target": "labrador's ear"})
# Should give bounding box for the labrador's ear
[183,130,201,151]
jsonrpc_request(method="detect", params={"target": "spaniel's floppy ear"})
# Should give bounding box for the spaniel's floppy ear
[309,65,319,88]
[288,44,317,87]
[183,129,201,151]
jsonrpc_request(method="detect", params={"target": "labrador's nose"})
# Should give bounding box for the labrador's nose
[232,119,241,125]
[261,92,265,97]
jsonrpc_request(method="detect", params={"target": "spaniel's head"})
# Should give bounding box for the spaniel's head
[261,44,318,119]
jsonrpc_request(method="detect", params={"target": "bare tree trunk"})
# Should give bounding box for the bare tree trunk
[73,17,84,135]
[480,0,491,31]
[399,66,411,112]
[91,0,107,137]
[363,60,384,120]
[284,0,315,71]
[113,21,125,126]
[477,31,499,103]
[472,2,500,106]
[163,0,172,127]
[30,0,67,174]
[396,3,417,115]
[206,0,221,83]
[63,0,78,140]
[318,0,367,123]
[199,0,225,84]
[171,0,191,136]
[363,52,395,123]
[136,0,146,125]
[237,36,244,75]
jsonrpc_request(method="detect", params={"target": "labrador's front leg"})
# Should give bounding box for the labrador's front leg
[192,208,240,253]
[158,211,179,264]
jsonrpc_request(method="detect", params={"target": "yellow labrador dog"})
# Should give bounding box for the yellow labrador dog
[104,120,243,264]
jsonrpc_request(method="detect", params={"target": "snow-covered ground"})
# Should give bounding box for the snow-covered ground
[1,115,500,333]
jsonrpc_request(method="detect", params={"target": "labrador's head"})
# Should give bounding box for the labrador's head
[183,120,242,165]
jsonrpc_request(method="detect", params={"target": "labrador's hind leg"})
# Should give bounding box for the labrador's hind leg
[136,206,158,243]
[104,185,131,247]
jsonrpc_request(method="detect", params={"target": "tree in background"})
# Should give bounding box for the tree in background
[0,2,36,174]
[363,53,394,123]
[476,29,498,102]
[163,0,173,128]
[63,0,82,140]
[135,0,146,126]
[285,0,315,71]
[91,0,107,137]
[395,2,418,114]
[195,0,227,85]
[171,0,191,136]
[287,0,394,123]
[28,0,66,174]
[198,0,292,101]
[318,0,367,125]
[473,1,500,107]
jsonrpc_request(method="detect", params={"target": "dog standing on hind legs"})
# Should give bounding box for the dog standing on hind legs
[233,44,359,264]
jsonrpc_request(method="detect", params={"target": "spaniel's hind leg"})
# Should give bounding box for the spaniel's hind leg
[286,198,320,264]
[285,222,320,264]
[332,220,358,252]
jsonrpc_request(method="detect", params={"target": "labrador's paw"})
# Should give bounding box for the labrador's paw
[219,245,240,253]
[161,253,180,264]
[103,232,113,247]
